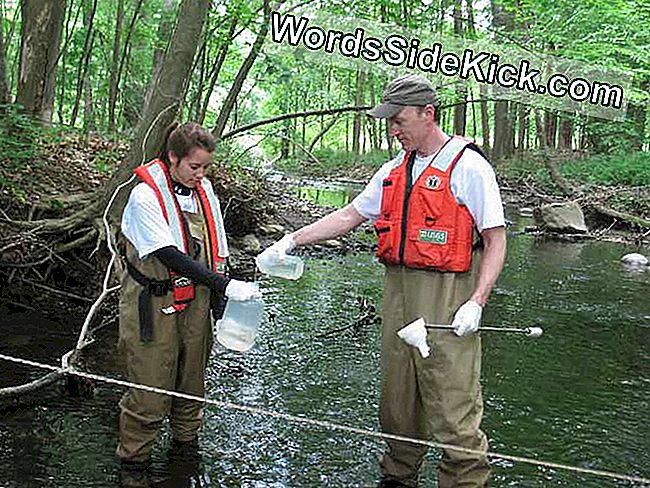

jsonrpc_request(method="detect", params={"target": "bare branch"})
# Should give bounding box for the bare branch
[222,105,372,140]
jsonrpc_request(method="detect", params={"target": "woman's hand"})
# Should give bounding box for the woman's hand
[225,280,262,301]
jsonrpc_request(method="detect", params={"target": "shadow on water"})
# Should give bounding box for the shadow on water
[0,202,649,487]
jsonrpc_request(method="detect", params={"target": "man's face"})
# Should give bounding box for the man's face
[387,106,433,152]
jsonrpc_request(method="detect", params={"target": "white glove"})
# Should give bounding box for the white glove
[225,280,262,301]
[263,234,296,262]
[452,300,482,336]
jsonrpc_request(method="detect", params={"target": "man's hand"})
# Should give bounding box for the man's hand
[452,300,483,336]
[269,234,296,257]
[225,280,262,301]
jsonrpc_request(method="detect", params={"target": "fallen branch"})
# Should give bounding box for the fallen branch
[222,105,372,140]
[275,133,321,166]
[591,204,650,229]
[541,153,650,229]
[21,278,93,303]
[0,255,53,268]
[308,115,340,153]
[0,371,65,399]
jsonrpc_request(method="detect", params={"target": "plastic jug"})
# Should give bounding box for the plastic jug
[255,249,304,280]
[216,294,264,352]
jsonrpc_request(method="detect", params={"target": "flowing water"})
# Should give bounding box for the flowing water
[1,192,649,487]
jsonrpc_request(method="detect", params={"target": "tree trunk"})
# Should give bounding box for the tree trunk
[143,0,175,111]
[492,99,516,159]
[0,8,8,104]
[490,0,515,160]
[535,109,546,149]
[83,71,94,132]
[16,0,66,124]
[56,0,79,123]
[82,0,96,133]
[492,100,508,159]
[469,87,477,137]
[113,0,144,127]
[212,0,279,141]
[452,0,466,136]
[69,0,96,127]
[6,5,21,97]
[626,87,647,150]
[479,77,490,155]
[558,117,573,151]
[368,73,381,150]
[197,16,237,124]
[352,68,365,164]
[106,0,211,222]
[517,103,528,152]
[386,119,394,158]
[544,111,557,149]
[453,94,467,136]
[108,0,125,132]
[508,102,517,153]
[192,36,208,120]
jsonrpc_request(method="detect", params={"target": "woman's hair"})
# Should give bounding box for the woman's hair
[158,122,216,164]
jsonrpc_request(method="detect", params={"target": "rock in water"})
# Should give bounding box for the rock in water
[241,234,261,253]
[534,202,588,233]
[620,253,649,266]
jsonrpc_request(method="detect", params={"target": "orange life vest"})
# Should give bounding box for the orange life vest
[374,136,477,273]
[134,159,228,311]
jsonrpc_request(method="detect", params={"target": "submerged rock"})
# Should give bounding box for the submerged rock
[241,234,261,253]
[321,239,343,248]
[258,223,285,235]
[620,253,649,267]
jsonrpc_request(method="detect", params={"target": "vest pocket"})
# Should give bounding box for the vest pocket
[379,179,395,219]
[374,220,394,262]
[406,225,453,269]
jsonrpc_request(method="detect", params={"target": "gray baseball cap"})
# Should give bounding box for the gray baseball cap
[368,74,440,119]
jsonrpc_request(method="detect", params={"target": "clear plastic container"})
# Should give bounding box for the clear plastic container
[255,250,304,280]
[216,294,264,352]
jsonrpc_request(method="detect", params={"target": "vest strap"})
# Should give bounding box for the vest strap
[431,136,471,172]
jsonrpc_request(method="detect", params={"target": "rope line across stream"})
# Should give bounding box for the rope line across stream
[1,352,648,486]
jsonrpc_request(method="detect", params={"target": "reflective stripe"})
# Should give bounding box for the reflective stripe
[135,160,188,253]
[431,136,471,172]
[200,178,229,258]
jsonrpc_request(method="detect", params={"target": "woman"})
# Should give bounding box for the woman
[116,122,259,481]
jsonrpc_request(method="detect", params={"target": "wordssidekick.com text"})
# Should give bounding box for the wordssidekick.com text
[270,12,624,110]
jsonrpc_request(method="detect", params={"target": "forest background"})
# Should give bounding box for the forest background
[0,0,649,292]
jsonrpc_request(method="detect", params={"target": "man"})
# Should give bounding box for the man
[261,74,506,487]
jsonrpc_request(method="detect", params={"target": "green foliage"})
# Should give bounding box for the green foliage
[498,151,650,188]
[561,152,650,187]
[0,105,47,203]
[607,189,650,218]
[2,0,648,181]
[582,119,646,155]
[93,145,123,174]
[497,153,553,188]
[275,148,389,178]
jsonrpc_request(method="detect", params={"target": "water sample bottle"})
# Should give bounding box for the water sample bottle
[255,249,304,280]
[216,293,264,352]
